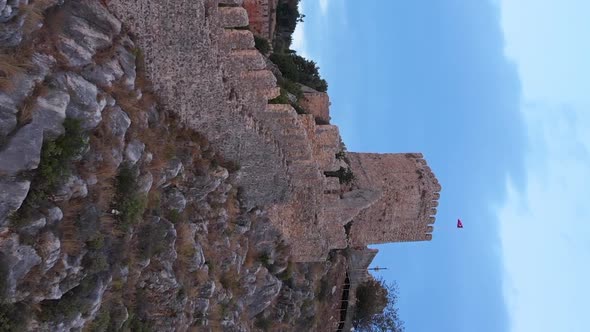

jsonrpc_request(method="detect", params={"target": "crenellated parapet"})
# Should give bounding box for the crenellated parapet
[345,153,441,246]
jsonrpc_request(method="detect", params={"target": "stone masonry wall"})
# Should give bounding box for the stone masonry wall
[299,85,331,124]
[347,153,441,246]
[105,0,441,262]
[243,0,277,40]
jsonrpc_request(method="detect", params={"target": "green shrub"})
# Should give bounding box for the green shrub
[166,209,182,224]
[257,252,271,268]
[114,166,146,229]
[269,89,291,105]
[278,78,302,99]
[278,261,294,282]
[88,307,111,332]
[269,53,328,92]
[324,167,355,184]
[122,312,152,332]
[40,276,99,322]
[86,234,105,251]
[137,221,168,259]
[0,304,27,332]
[254,314,272,330]
[13,118,86,215]
[268,84,306,115]
[254,36,271,54]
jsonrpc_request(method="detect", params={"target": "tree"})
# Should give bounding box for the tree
[254,36,271,54]
[324,167,354,184]
[269,53,328,92]
[353,278,405,332]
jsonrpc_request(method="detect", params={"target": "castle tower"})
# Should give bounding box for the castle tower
[346,153,441,246]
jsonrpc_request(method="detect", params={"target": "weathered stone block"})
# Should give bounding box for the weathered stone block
[219,7,249,28]
[299,85,330,124]
[222,29,255,50]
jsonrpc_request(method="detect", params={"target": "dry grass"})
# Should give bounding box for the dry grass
[0,53,29,90]
[175,223,196,260]
[58,191,102,255]
[59,199,85,256]
[17,83,47,125]
[21,1,48,37]
[243,243,259,268]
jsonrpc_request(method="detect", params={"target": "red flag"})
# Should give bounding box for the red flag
[457,219,463,228]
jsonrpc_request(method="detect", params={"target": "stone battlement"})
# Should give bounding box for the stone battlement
[106,0,441,262]
[347,153,440,246]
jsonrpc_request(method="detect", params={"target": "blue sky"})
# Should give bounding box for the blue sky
[294,1,590,331]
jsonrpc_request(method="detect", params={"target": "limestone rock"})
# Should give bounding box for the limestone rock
[0,93,17,137]
[0,234,42,302]
[240,266,282,318]
[106,106,131,138]
[57,0,122,67]
[0,123,43,175]
[0,54,56,137]
[38,231,61,272]
[198,280,216,299]
[187,166,228,202]
[0,178,30,227]
[115,44,136,89]
[137,171,153,194]
[31,89,70,140]
[81,58,124,87]
[0,11,23,46]
[163,188,187,213]
[18,213,46,236]
[166,158,183,177]
[54,174,88,201]
[156,158,183,187]
[55,72,106,129]
[124,139,145,165]
[194,298,210,316]
[44,206,63,226]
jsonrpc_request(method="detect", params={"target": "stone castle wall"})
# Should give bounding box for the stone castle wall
[106,0,441,262]
[347,153,440,246]
[299,85,331,124]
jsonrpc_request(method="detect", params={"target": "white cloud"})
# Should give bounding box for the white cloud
[497,1,590,331]
[498,104,590,332]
